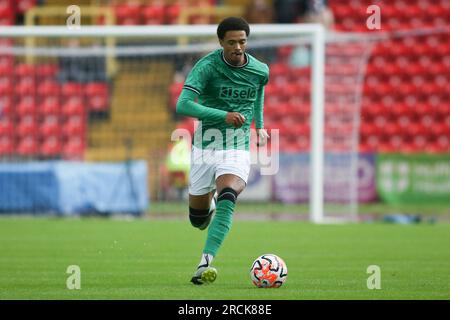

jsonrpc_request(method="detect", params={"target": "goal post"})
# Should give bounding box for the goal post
[0,24,328,221]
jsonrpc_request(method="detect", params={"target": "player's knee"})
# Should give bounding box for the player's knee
[189,207,211,228]
[217,187,238,204]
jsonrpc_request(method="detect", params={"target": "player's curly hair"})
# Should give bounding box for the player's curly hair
[217,17,250,39]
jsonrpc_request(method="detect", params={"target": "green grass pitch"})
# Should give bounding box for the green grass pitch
[0,217,449,300]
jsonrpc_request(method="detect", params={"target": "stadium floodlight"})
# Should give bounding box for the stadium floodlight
[0,24,329,222]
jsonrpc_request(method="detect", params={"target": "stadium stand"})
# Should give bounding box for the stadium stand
[168,0,449,153]
[0,0,449,199]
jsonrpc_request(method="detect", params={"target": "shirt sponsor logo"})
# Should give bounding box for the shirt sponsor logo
[220,86,256,100]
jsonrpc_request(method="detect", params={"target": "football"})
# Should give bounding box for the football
[250,254,288,288]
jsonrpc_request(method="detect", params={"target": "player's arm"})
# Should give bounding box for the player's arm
[254,85,265,130]
[177,90,246,127]
[176,89,227,122]
[254,85,269,146]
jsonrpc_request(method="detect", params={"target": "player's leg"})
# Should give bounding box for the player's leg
[201,174,246,259]
[188,146,217,230]
[201,148,250,260]
[191,149,250,285]
[191,175,245,285]
[189,191,216,230]
[189,146,220,285]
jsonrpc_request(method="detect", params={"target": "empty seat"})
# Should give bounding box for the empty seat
[61,115,85,137]
[62,136,85,159]
[61,82,83,99]
[38,96,60,117]
[0,76,13,95]
[15,63,36,78]
[85,82,109,112]
[40,115,61,137]
[61,97,85,117]
[37,81,60,98]
[0,95,12,117]
[0,61,13,77]
[115,3,142,25]
[16,0,37,14]
[0,117,13,136]
[36,63,59,79]
[17,115,38,137]
[166,3,181,24]
[142,4,165,25]
[16,97,36,117]
[16,136,38,156]
[15,77,36,96]
[40,135,62,157]
[0,135,14,155]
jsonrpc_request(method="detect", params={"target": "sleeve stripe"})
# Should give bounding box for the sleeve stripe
[183,85,201,95]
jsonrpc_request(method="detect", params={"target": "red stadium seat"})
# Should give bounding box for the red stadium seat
[85,82,109,112]
[360,122,378,139]
[40,135,62,157]
[166,3,181,24]
[16,136,38,156]
[0,117,13,136]
[61,97,85,117]
[436,135,450,152]
[419,115,434,132]
[62,136,85,159]
[388,103,409,119]
[366,135,381,151]
[408,122,428,138]
[16,96,36,117]
[115,3,142,25]
[0,16,14,25]
[17,115,38,137]
[0,94,12,117]
[39,96,60,117]
[270,63,290,80]
[430,122,447,137]
[0,59,13,76]
[16,0,36,13]
[142,4,165,25]
[15,63,36,78]
[15,77,36,96]
[435,103,450,117]
[61,82,83,99]
[40,115,61,137]
[277,46,294,63]
[61,115,85,137]
[37,81,60,98]
[0,135,14,155]
[0,76,13,95]
[0,1,14,25]
[36,64,59,80]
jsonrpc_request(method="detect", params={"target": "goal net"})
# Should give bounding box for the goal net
[0,24,371,222]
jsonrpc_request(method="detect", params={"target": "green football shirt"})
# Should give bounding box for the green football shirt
[177,48,269,150]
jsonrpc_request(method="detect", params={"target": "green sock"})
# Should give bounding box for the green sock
[203,199,235,257]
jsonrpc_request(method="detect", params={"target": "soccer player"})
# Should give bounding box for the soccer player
[176,17,270,285]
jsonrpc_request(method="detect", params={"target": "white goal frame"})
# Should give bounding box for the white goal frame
[0,24,326,223]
